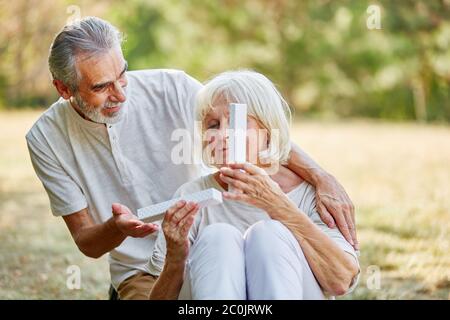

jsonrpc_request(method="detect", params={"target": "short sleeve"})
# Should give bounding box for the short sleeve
[147,182,202,276]
[148,229,167,276]
[176,71,203,130]
[177,72,214,175]
[180,71,203,114]
[147,222,197,277]
[26,134,87,216]
[147,185,182,276]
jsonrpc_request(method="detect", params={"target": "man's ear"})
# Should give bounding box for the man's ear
[53,79,73,100]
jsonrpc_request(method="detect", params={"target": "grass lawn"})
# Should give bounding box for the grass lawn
[0,110,448,299]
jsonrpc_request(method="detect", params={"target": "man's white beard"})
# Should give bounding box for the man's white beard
[73,93,125,125]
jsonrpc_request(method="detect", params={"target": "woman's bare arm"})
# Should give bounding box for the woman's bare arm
[149,201,199,300]
[287,142,358,250]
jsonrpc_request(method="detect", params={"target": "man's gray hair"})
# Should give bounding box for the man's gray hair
[48,16,124,91]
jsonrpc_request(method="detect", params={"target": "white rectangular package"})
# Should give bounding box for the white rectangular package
[228,103,247,193]
[228,103,247,164]
[137,188,223,222]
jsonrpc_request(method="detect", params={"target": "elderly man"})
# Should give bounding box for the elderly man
[26,16,358,300]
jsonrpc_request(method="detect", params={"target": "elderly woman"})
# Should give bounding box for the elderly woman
[148,70,360,300]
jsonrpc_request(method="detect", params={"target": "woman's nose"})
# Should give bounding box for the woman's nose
[220,126,230,146]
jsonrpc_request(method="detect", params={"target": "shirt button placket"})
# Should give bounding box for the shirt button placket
[108,125,130,184]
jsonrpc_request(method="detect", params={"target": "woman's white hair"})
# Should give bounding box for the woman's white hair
[196,70,292,165]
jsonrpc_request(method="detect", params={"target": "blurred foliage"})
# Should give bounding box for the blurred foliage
[0,0,449,122]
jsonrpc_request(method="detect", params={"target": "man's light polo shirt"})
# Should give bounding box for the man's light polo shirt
[26,69,203,289]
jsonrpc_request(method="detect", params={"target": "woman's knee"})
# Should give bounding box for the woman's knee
[245,220,285,242]
[195,223,243,252]
[244,220,300,256]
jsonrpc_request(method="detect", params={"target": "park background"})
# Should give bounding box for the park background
[0,0,449,299]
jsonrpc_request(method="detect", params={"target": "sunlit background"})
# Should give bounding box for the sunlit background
[0,0,449,299]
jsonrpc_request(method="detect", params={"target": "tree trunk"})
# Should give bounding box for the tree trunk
[411,77,427,123]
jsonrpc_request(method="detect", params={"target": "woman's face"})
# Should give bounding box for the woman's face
[202,95,269,168]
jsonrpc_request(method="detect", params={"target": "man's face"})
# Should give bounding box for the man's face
[72,47,128,124]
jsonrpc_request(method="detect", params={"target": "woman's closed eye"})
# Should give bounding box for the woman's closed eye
[206,120,220,129]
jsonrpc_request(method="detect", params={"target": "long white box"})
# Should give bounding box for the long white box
[228,103,247,164]
[137,188,223,222]
[228,103,247,193]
